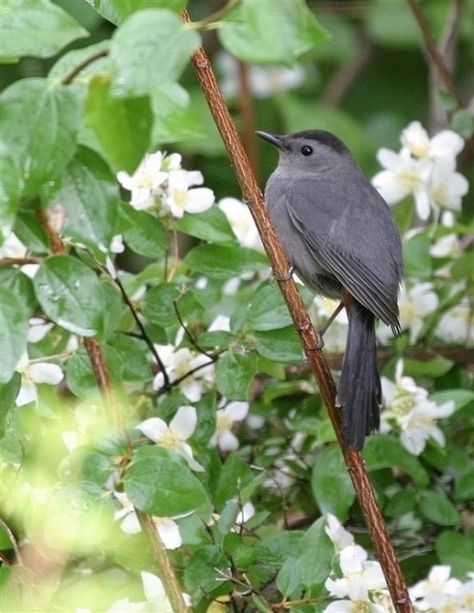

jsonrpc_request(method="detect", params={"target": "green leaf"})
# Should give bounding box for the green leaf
[0,143,23,228]
[85,75,152,173]
[142,283,181,327]
[385,490,416,517]
[296,517,333,587]
[110,9,200,97]
[276,557,302,598]
[451,252,474,281]
[215,351,257,401]
[85,0,186,25]
[65,346,123,398]
[33,256,106,337]
[247,282,292,331]
[255,531,305,566]
[1,0,88,62]
[0,78,80,196]
[364,435,429,486]
[418,491,460,526]
[185,244,268,280]
[176,207,235,243]
[218,0,329,64]
[49,147,119,254]
[403,356,453,378]
[403,233,432,278]
[48,41,110,84]
[111,335,151,381]
[253,326,302,363]
[122,207,167,258]
[436,530,474,578]
[430,389,474,411]
[0,268,36,314]
[214,453,253,510]
[184,546,231,602]
[0,373,21,419]
[0,286,28,383]
[454,472,474,502]
[124,446,210,516]
[311,446,355,520]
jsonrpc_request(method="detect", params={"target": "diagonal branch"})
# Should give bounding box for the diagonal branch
[406,0,464,108]
[182,10,413,612]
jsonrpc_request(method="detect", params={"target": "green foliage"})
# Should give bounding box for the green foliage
[1,1,473,611]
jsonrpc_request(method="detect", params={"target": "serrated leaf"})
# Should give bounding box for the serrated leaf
[33,256,106,337]
[85,75,152,173]
[253,326,302,363]
[215,351,257,401]
[122,207,167,258]
[364,435,429,486]
[142,283,180,327]
[247,282,292,331]
[418,490,460,526]
[0,78,80,197]
[85,0,186,25]
[110,9,200,97]
[1,0,88,62]
[50,147,119,254]
[311,445,355,520]
[0,286,28,383]
[218,0,329,65]
[185,243,268,280]
[124,446,209,516]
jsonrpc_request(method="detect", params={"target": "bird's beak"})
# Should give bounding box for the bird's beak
[255,131,288,151]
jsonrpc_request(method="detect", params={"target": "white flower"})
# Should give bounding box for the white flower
[430,233,459,258]
[381,361,455,455]
[378,283,438,345]
[15,351,63,406]
[429,158,469,211]
[217,52,305,99]
[136,405,204,471]
[435,301,474,345]
[218,198,263,251]
[109,234,125,254]
[325,545,386,604]
[27,317,53,343]
[372,148,432,219]
[208,314,231,332]
[113,492,183,549]
[325,514,354,551]
[117,152,168,210]
[235,501,255,527]
[152,343,214,402]
[401,121,464,160]
[209,400,249,451]
[106,571,191,613]
[0,231,39,277]
[324,600,385,612]
[409,565,465,612]
[164,169,214,218]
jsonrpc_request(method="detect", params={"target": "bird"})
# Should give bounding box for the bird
[256,129,403,450]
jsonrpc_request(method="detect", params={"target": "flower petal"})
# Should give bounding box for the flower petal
[225,401,249,422]
[155,518,182,549]
[29,362,63,385]
[136,417,169,443]
[170,405,197,440]
[185,188,215,213]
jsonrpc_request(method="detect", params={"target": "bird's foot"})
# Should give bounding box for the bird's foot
[273,265,294,283]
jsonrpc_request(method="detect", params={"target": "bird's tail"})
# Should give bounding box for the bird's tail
[339,299,381,450]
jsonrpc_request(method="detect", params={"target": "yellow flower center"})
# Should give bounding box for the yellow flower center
[432,183,448,206]
[217,412,233,433]
[398,170,421,191]
[159,430,182,449]
[399,299,416,325]
[350,602,371,613]
[172,188,188,210]
[391,387,416,415]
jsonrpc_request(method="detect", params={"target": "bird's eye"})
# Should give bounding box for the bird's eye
[301,145,313,156]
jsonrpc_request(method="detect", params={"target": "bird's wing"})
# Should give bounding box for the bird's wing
[286,182,401,330]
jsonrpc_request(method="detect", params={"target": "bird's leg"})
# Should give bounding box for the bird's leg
[274,265,295,283]
[318,301,345,338]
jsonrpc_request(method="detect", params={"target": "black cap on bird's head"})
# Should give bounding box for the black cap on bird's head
[256,129,350,163]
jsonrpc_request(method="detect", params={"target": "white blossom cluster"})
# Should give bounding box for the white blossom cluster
[324,515,474,612]
[381,361,455,455]
[372,121,468,220]
[117,150,215,217]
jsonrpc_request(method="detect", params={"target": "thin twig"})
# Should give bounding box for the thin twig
[188,0,240,30]
[172,298,214,359]
[0,517,23,566]
[182,10,413,611]
[61,48,110,86]
[111,271,170,388]
[0,257,39,267]
[157,357,219,395]
[406,0,463,107]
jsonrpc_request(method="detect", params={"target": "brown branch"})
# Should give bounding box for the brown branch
[406,0,464,108]
[182,10,413,611]
[37,209,187,609]
[61,48,110,86]
[0,257,39,267]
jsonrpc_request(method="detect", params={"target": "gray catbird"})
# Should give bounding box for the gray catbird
[257,129,403,450]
